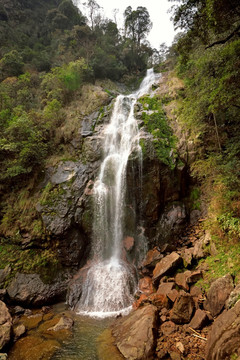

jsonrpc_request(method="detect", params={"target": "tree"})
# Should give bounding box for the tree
[169,0,240,46]
[83,0,102,30]
[124,6,152,51]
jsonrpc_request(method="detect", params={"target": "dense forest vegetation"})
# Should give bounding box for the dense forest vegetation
[0,0,157,273]
[165,0,240,280]
[0,0,240,280]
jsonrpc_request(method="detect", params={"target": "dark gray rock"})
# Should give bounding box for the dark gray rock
[50,161,78,185]
[36,159,99,267]
[204,274,234,317]
[155,203,186,245]
[7,273,69,306]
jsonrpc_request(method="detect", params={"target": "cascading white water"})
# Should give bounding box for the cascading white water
[76,69,160,318]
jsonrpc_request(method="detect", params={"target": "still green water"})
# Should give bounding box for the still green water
[52,314,113,360]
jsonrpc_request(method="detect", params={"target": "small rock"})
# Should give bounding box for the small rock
[167,289,179,303]
[142,248,162,268]
[13,324,26,341]
[148,293,169,309]
[161,321,176,336]
[186,270,202,284]
[13,306,25,315]
[132,294,148,309]
[42,306,52,314]
[160,315,167,322]
[192,239,205,260]
[176,341,184,354]
[181,248,193,267]
[48,316,74,331]
[157,282,175,296]
[189,309,210,330]
[139,277,154,296]
[24,309,32,316]
[175,272,191,291]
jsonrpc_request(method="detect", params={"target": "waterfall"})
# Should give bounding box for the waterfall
[76,68,159,318]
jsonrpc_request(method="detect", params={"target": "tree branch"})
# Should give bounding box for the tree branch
[206,24,240,49]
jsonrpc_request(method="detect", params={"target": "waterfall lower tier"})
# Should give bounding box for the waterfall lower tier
[75,69,160,317]
[76,259,136,318]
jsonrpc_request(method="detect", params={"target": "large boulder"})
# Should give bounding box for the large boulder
[112,305,158,360]
[7,273,69,306]
[0,301,12,350]
[204,274,234,317]
[206,300,240,360]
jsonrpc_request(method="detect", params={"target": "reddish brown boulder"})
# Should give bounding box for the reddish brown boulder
[153,252,182,284]
[132,294,148,310]
[170,292,195,324]
[138,277,154,296]
[112,304,158,360]
[204,274,234,317]
[175,272,191,291]
[123,236,134,252]
[142,248,162,268]
[206,300,240,360]
[157,282,175,296]
[148,293,169,309]
[186,270,202,284]
[189,309,210,330]
[167,289,179,303]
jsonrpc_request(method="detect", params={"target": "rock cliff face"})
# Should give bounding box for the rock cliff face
[34,84,189,272]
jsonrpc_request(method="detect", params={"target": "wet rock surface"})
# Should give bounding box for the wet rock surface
[7,273,69,306]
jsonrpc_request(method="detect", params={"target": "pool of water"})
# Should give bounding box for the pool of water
[51,304,124,360]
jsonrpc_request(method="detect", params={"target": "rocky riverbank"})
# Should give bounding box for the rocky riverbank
[110,220,240,360]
